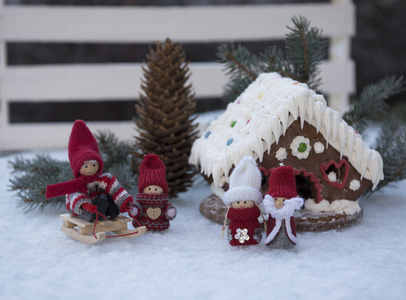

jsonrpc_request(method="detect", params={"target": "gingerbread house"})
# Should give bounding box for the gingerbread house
[190,72,384,231]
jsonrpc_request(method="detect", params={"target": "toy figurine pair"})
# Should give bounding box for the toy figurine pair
[46,120,176,234]
[221,156,303,249]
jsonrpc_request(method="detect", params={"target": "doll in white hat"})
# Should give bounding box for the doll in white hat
[221,156,264,246]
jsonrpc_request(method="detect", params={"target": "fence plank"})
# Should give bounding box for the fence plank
[0,118,216,151]
[1,4,355,42]
[0,2,356,150]
[3,61,354,102]
[0,122,134,150]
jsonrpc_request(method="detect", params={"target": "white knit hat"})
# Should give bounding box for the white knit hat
[223,156,262,206]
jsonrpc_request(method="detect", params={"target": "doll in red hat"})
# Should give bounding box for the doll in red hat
[263,166,304,249]
[45,120,133,221]
[130,154,176,231]
[221,156,264,246]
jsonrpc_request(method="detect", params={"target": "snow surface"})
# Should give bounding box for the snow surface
[1,150,406,300]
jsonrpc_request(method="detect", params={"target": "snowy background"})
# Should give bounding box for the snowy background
[1,150,405,300]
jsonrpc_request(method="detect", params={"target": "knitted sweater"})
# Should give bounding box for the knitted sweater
[66,173,133,216]
[132,193,176,232]
[227,206,262,246]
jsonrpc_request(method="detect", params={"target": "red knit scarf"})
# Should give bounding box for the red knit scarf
[136,193,169,205]
[227,206,260,221]
[46,174,99,199]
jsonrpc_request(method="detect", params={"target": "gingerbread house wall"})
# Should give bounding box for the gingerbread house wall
[257,119,371,203]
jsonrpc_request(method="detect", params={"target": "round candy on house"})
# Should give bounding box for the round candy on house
[190,72,384,231]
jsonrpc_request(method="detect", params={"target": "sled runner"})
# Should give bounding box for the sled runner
[60,214,147,244]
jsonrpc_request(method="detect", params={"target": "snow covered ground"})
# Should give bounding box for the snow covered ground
[1,150,405,300]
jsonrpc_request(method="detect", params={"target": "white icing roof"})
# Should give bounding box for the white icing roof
[189,72,384,191]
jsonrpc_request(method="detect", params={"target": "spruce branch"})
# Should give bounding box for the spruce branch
[369,118,406,193]
[217,44,258,80]
[343,76,405,133]
[217,15,327,102]
[9,155,72,211]
[94,130,136,172]
[9,131,138,211]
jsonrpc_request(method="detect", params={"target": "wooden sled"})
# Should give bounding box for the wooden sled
[60,213,147,244]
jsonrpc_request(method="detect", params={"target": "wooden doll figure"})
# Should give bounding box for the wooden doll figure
[263,166,304,249]
[130,154,176,232]
[222,156,263,246]
[45,120,133,221]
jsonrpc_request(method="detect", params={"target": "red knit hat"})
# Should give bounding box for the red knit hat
[267,166,297,199]
[68,120,104,179]
[138,154,168,193]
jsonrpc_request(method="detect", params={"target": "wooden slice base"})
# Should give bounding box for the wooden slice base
[199,194,363,232]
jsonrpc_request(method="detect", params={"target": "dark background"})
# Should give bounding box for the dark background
[6,0,406,122]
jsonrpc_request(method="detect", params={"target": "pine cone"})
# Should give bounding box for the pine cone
[134,38,198,198]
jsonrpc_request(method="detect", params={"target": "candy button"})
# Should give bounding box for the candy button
[298,142,307,153]
[226,138,233,146]
[231,120,237,128]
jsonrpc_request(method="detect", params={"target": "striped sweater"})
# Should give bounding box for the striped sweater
[66,173,133,216]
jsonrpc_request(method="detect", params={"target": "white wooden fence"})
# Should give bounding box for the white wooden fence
[0,0,355,150]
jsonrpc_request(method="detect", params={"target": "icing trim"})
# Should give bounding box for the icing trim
[275,147,287,161]
[293,168,323,203]
[320,159,350,189]
[349,179,361,191]
[314,142,325,154]
[189,72,384,190]
[304,199,361,215]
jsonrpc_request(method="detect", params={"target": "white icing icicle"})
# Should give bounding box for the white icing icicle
[297,91,307,128]
[354,139,364,167]
[360,150,372,180]
[306,97,314,125]
[277,107,289,133]
[331,111,340,145]
[322,109,333,147]
[286,99,298,120]
[338,122,348,159]
[346,127,355,159]
[313,101,324,133]
[370,153,384,190]
[269,118,281,145]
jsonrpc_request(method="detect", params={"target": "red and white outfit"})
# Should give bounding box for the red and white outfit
[223,156,263,246]
[263,166,303,248]
[131,154,176,232]
[45,120,133,216]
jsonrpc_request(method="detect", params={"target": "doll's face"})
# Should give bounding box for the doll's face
[79,161,99,176]
[274,197,285,209]
[143,185,164,195]
[231,200,255,209]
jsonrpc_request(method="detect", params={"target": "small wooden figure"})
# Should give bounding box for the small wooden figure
[46,120,146,243]
[263,166,304,249]
[130,154,176,232]
[221,156,264,246]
